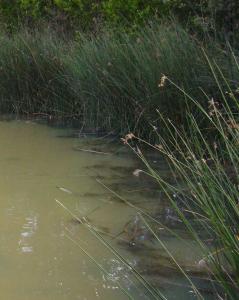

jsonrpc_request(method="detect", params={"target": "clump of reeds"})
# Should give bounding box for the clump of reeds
[0,22,236,138]
[68,22,232,136]
[0,28,77,116]
[124,54,239,298]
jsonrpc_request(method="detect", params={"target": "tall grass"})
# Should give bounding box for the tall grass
[125,56,239,298]
[0,29,74,115]
[0,22,236,137]
[61,22,237,135]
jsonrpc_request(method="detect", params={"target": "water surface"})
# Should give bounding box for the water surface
[0,120,214,300]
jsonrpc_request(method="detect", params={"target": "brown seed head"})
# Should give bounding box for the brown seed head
[158,75,167,88]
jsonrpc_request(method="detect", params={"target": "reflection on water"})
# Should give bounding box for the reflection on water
[0,120,214,300]
[19,214,38,254]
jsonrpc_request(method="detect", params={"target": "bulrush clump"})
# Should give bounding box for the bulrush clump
[132,169,143,177]
[158,74,167,88]
[121,133,135,144]
[208,98,220,116]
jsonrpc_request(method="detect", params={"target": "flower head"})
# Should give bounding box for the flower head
[158,75,167,88]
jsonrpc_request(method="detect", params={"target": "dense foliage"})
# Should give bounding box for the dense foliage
[0,23,236,138]
[0,0,238,33]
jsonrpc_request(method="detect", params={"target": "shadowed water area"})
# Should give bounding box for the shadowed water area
[0,120,215,300]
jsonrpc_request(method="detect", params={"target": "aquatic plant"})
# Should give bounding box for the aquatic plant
[0,22,236,139]
[124,54,239,298]
[0,28,75,115]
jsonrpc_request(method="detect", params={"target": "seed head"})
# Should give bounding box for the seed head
[158,75,167,88]
[121,133,135,144]
[155,144,163,150]
[133,169,143,177]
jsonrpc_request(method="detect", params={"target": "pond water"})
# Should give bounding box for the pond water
[0,119,215,300]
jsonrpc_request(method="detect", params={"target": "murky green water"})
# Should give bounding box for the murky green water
[0,120,214,300]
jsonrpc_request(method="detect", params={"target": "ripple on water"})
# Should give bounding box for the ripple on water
[18,213,38,254]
